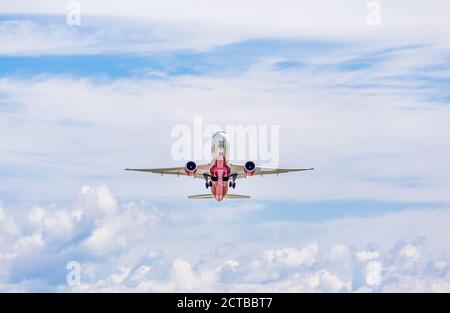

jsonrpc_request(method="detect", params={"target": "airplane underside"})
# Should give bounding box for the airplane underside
[201,154,246,201]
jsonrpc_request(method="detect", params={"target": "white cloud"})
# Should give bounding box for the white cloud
[78,185,118,216]
[80,198,164,256]
[1,35,450,202]
[0,20,97,55]
[316,270,351,292]
[2,1,450,54]
[41,210,74,242]
[0,203,20,236]
[263,243,318,267]
[170,258,215,291]
[356,250,380,262]
[400,244,421,261]
[0,185,168,291]
[328,244,351,261]
[1,185,450,292]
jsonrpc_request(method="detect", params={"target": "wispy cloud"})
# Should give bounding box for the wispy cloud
[1,42,449,203]
[2,0,450,55]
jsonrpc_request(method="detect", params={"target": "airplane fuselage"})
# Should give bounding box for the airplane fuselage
[209,131,231,201]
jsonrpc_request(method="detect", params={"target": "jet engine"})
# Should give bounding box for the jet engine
[185,161,197,176]
[244,161,256,176]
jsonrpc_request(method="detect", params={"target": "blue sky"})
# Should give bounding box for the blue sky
[1,1,450,292]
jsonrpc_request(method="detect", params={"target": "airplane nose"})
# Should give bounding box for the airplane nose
[213,131,226,141]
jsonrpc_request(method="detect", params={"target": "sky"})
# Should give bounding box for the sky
[1,0,450,292]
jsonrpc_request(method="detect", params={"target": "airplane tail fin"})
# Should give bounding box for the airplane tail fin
[188,194,250,199]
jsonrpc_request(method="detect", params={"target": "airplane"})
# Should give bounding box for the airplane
[126,131,314,201]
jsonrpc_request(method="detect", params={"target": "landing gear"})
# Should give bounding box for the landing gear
[204,174,212,189]
[229,174,237,189]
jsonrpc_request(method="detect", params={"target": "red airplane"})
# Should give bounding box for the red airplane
[126,131,314,201]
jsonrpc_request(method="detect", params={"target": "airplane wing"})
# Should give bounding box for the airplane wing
[230,164,314,179]
[126,163,211,179]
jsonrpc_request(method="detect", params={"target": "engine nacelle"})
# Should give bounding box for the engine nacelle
[185,161,197,176]
[244,161,256,176]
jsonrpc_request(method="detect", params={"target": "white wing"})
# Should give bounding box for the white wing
[126,163,211,179]
[230,163,314,179]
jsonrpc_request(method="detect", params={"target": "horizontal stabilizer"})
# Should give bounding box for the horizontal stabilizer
[188,194,250,199]
[225,194,250,199]
[188,194,215,199]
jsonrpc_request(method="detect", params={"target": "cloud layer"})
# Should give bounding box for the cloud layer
[2,1,450,55]
[1,43,450,203]
[1,185,449,292]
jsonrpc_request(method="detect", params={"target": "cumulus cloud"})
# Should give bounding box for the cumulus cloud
[1,186,450,292]
[263,244,318,268]
[400,244,422,261]
[356,250,380,262]
[328,245,351,262]
[0,185,167,290]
